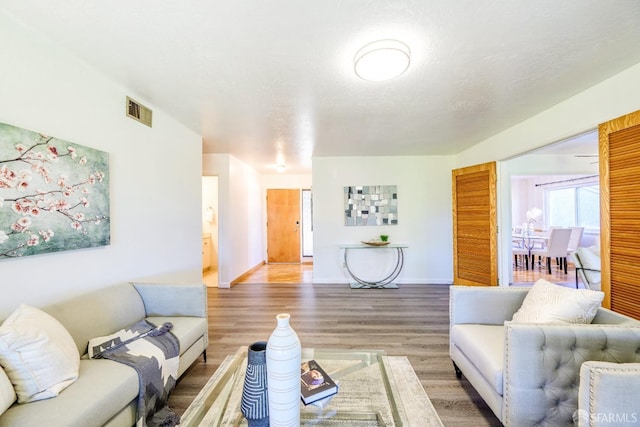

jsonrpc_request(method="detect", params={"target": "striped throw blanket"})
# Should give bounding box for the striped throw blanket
[89,320,180,427]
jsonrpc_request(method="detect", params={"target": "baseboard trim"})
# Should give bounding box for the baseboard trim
[231,261,266,286]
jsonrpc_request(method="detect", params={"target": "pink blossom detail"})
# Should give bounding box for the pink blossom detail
[79,157,87,166]
[11,217,32,232]
[51,199,69,211]
[27,235,39,246]
[71,221,82,231]
[38,229,54,242]
[15,143,28,153]
[17,217,32,228]
[16,180,30,191]
[12,199,36,215]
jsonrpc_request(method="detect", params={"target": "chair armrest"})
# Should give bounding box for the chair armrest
[132,282,208,318]
[449,286,529,325]
[503,323,640,426]
[578,361,640,427]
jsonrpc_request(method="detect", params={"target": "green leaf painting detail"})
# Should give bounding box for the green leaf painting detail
[0,122,110,259]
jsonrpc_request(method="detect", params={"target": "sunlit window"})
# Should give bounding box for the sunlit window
[546,185,599,231]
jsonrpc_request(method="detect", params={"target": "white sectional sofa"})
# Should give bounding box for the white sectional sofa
[450,285,640,426]
[0,282,208,427]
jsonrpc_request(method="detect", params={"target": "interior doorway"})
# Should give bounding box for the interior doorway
[499,130,599,287]
[267,189,301,263]
[202,176,219,287]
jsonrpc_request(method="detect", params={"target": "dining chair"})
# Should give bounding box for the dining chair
[513,245,530,269]
[566,226,584,255]
[530,228,572,274]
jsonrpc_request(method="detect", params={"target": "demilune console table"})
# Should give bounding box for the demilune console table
[340,244,408,289]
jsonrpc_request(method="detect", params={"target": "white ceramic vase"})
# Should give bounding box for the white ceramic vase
[266,313,301,427]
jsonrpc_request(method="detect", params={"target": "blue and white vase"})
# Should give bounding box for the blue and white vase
[240,341,269,427]
[266,313,301,427]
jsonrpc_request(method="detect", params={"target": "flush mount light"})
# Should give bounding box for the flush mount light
[354,39,411,82]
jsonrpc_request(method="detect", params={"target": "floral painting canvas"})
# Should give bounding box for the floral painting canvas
[0,122,110,259]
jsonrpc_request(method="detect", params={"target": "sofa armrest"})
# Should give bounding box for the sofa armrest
[503,322,640,426]
[131,282,207,318]
[450,286,529,325]
[578,361,640,427]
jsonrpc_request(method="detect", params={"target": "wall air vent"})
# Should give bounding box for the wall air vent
[126,96,153,127]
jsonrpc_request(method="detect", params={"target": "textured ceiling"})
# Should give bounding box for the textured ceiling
[2,1,639,173]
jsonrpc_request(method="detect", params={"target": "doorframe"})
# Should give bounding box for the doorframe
[496,129,600,286]
[266,188,302,263]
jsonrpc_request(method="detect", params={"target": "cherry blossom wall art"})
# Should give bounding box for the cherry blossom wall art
[0,122,110,259]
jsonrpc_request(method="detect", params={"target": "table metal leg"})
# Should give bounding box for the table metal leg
[344,247,404,289]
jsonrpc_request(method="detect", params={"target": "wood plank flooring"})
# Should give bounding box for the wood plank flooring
[512,256,579,287]
[169,265,502,426]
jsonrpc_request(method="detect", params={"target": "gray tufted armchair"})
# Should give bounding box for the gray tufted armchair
[450,286,640,426]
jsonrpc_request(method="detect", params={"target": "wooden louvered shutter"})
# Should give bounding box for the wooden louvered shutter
[452,162,497,286]
[599,110,640,318]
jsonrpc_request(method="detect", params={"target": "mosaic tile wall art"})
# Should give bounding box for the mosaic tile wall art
[344,185,398,226]
[0,122,110,259]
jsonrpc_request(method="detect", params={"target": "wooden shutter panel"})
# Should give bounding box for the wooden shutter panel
[600,110,640,319]
[452,162,497,286]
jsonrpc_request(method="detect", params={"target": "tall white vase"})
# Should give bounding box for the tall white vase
[266,313,301,427]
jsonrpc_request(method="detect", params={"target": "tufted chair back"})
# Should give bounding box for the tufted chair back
[503,323,640,426]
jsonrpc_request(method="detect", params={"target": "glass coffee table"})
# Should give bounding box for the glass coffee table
[180,347,442,426]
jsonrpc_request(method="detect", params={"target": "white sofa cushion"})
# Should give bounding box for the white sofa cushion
[0,369,15,416]
[0,305,79,403]
[0,359,138,427]
[450,324,505,395]
[512,279,604,324]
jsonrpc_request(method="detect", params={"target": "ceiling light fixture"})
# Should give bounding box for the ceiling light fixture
[354,39,411,82]
[276,164,287,173]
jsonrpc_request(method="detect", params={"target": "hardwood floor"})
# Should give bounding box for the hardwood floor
[512,255,580,288]
[169,263,502,426]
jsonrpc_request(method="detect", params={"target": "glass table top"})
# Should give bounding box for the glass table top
[180,348,411,427]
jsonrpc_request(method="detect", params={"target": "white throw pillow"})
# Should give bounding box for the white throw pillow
[512,279,604,324]
[0,368,16,415]
[0,305,80,403]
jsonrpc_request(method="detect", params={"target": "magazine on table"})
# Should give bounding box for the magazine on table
[300,359,339,405]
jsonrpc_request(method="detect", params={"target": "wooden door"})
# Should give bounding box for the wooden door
[599,110,640,318]
[452,162,498,286]
[267,189,301,263]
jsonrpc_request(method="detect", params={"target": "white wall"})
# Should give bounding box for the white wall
[456,62,640,168]
[262,174,312,189]
[202,154,263,287]
[0,11,203,316]
[460,62,640,286]
[312,155,455,284]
